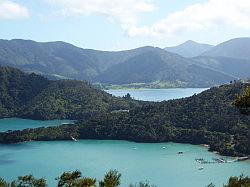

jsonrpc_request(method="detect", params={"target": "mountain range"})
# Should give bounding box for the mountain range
[0,37,249,87]
[164,40,213,58]
[201,37,250,59]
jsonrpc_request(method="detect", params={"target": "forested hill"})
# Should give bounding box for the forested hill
[94,49,233,87]
[0,66,140,120]
[0,73,249,156]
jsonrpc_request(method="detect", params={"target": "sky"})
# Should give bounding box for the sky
[1,0,250,51]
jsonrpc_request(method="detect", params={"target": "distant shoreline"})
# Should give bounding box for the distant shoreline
[94,81,212,90]
[104,87,209,91]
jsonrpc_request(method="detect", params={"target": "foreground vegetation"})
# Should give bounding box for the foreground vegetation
[0,169,155,187]
[0,67,249,157]
[0,170,249,187]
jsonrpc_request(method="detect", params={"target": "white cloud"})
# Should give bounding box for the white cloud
[45,0,250,38]
[130,0,250,37]
[45,0,155,32]
[0,0,29,20]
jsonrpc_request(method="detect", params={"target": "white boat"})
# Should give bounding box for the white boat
[162,146,166,149]
[71,136,78,141]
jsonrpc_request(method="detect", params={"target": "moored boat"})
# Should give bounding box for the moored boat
[71,136,78,141]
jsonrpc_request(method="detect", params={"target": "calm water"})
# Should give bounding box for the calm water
[0,118,73,132]
[106,88,208,101]
[0,140,249,187]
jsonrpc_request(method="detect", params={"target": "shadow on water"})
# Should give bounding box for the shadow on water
[0,142,36,151]
[0,143,37,165]
[0,153,15,165]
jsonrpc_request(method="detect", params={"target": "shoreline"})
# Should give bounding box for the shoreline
[200,144,249,162]
[0,133,249,159]
[104,87,209,91]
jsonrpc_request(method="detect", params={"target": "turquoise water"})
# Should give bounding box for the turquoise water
[0,118,73,132]
[106,88,208,101]
[0,140,249,187]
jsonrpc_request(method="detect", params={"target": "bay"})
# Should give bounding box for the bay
[0,118,73,132]
[106,88,208,101]
[0,140,249,187]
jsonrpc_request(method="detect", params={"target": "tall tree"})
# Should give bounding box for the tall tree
[99,170,121,187]
[57,170,82,187]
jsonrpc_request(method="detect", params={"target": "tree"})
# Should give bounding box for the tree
[0,178,8,187]
[223,175,250,187]
[56,170,97,187]
[14,175,46,187]
[75,177,96,187]
[57,170,82,187]
[123,93,132,100]
[234,87,250,114]
[99,170,121,187]
[0,177,17,187]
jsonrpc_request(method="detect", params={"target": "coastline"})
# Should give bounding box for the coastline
[0,127,248,159]
[0,137,249,162]
[200,144,249,162]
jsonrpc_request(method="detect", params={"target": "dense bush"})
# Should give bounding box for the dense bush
[0,170,123,187]
[0,171,248,187]
[0,66,140,120]
[234,87,250,114]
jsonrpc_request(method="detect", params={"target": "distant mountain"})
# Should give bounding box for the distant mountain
[0,39,147,81]
[164,40,213,58]
[192,56,250,79]
[95,47,234,87]
[202,37,250,59]
[0,39,239,87]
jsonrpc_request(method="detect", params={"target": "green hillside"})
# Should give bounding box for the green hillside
[0,66,139,120]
